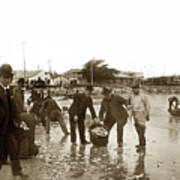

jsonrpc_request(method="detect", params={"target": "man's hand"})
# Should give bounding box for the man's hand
[74,115,78,122]
[93,118,104,125]
[93,118,99,124]
[20,121,29,130]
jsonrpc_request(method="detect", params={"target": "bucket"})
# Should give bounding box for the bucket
[89,124,109,146]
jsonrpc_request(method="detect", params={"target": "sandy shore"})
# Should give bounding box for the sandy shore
[1,118,180,180]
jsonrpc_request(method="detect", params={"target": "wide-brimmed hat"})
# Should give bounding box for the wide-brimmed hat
[102,87,112,95]
[0,64,13,78]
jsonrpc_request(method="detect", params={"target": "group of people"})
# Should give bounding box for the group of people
[0,63,150,179]
[68,83,150,153]
[26,72,151,152]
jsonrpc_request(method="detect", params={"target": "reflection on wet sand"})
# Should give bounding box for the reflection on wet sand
[89,146,109,165]
[169,116,179,142]
[89,146,129,180]
[133,153,150,180]
[68,145,86,178]
[103,148,128,180]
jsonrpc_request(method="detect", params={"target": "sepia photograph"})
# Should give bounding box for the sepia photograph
[0,0,180,179]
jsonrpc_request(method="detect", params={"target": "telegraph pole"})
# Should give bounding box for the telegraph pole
[22,41,26,80]
[91,57,95,86]
[47,59,52,73]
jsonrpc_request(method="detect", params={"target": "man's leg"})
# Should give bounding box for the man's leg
[134,122,146,147]
[45,115,50,134]
[77,116,87,144]
[6,133,22,176]
[0,136,5,169]
[2,139,8,164]
[117,123,124,146]
[57,111,69,135]
[117,112,128,146]
[69,115,76,143]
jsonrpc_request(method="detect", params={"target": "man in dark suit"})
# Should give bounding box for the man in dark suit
[13,78,25,114]
[40,90,69,135]
[99,87,128,147]
[69,86,97,145]
[0,64,28,178]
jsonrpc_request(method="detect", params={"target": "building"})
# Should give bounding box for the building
[114,71,144,86]
[13,70,52,87]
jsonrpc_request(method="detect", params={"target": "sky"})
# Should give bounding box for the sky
[0,0,180,77]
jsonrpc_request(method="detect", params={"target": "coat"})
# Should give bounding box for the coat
[0,86,10,135]
[13,86,24,114]
[0,85,21,166]
[99,94,128,126]
[69,93,96,119]
[40,96,62,119]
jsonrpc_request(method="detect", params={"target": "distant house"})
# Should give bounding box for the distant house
[13,70,52,86]
[114,71,144,86]
[28,70,51,82]
[144,75,180,85]
[64,69,82,78]
[63,69,83,86]
[53,75,69,87]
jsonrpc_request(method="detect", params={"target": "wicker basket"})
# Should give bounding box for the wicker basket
[89,124,109,146]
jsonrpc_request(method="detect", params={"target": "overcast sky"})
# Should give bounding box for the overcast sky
[0,0,180,77]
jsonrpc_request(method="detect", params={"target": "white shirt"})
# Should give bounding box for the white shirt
[130,94,150,113]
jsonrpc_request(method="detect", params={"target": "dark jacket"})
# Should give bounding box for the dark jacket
[0,86,10,135]
[0,86,21,135]
[99,94,128,126]
[13,86,24,114]
[40,96,61,116]
[69,93,96,119]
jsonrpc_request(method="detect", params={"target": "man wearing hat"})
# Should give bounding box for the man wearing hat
[13,78,25,113]
[40,89,69,135]
[99,87,129,147]
[129,84,150,152]
[69,85,97,145]
[0,64,28,178]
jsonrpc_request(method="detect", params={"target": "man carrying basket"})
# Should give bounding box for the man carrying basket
[99,87,129,147]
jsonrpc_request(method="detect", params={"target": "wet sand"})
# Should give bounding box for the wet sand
[1,120,180,180]
[1,94,180,180]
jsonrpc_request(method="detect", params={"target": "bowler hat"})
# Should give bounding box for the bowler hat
[17,78,25,84]
[86,85,93,92]
[0,64,13,78]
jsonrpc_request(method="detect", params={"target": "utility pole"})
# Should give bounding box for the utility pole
[47,59,53,84]
[47,59,52,73]
[22,41,26,80]
[91,57,95,86]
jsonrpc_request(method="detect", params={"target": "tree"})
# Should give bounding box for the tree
[81,59,120,83]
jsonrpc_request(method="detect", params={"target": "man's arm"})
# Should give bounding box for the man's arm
[99,99,106,122]
[143,96,150,120]
[13,88,24,113]
[87,97,96,119]
[11,98,21,126]
[54,100,62,112]
[0,99,5,124]
[116,95,129,107]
